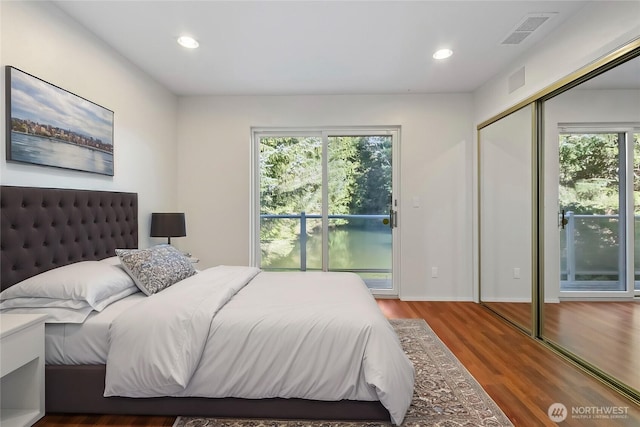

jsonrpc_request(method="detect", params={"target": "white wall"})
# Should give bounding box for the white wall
[474,1,640,123]
[0,1,178,249]
[177,94,474,300]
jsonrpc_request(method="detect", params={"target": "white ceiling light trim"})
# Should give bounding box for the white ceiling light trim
[432,48,453,60]
[177,36,199,49]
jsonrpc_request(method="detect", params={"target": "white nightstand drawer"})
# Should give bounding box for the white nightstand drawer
[1,323,43,377]
[0,314,46,427]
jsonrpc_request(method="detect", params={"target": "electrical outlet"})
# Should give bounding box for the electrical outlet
[513,267,521,279]
[431,267,438,278]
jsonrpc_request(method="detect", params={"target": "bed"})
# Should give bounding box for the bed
[0,185,414,425]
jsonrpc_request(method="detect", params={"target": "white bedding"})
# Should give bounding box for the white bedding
[45,292,146,364]
[104,266,414,425]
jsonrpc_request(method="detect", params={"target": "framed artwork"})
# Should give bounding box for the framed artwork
[5,66,114,176]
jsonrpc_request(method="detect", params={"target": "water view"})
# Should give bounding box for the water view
[259,134,394,290]
[10,131,114,175]
[261,221,392,289]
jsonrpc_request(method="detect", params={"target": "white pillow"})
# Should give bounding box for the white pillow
[0,261,136,312]
[0,306,94,323]
[1,297,92,310]
[116,244,197,296]
[100,256,121,265]
[0,287,138,312]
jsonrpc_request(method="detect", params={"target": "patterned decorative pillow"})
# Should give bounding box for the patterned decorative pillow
[116,245,197,296]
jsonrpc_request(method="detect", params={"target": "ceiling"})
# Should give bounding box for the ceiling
[53,1,591,96]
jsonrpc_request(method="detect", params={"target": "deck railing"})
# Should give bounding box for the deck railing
[260,212,389,272]
[561,211,640,291]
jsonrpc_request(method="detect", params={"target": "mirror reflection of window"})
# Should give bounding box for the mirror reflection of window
[542,54,640,393]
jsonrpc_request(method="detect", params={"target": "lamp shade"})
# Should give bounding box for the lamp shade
[150,213,186,244]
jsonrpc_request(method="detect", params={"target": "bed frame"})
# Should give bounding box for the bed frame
[0,185,389,421]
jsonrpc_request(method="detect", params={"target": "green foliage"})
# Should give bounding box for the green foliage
[350,136,392,216]
[260,136,323,215]
[259,137,322,263]
[259,135,392,266]
[328,136,360,217]
[559,133,619,215]
[559,133,640,279]
[11,118,28,133]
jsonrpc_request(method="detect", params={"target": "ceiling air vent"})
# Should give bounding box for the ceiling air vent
[501,13,557,45]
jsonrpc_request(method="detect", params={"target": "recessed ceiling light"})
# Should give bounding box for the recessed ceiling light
[433,49,453,60]
[177,36,199,49]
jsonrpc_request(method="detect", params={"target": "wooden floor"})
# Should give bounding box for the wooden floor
[544,301,640,392]
[35,301,640,427]
[482,301,640,392]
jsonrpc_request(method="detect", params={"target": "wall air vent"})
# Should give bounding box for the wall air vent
[501,13,557,45]
[508,66,526,93]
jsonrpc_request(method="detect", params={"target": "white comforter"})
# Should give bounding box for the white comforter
[104,266,414,425]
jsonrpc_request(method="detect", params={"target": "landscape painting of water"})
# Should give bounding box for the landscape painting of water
[6,66,114,176]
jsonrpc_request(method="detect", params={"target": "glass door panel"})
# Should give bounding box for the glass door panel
[559,133,625,293]
[259,135,322,271]
[255,129,399,295]
[327,135,393,290]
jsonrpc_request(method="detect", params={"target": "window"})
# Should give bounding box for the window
[558,128,640,296]
[251,128,400,295]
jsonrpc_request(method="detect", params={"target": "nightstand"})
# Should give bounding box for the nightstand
[0,314,47,427]
[182,252,199,264]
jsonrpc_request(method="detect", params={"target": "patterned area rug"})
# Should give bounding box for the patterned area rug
[173,319,513,427]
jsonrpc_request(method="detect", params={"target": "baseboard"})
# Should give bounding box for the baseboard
[481,297,531,303]
[399,296,474,302]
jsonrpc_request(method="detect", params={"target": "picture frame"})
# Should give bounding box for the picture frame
[5,66,114,176]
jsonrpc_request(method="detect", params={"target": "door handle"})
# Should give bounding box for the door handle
[383,196,397,228]
[382,210,395,228]
[560,209,569,229]
[388,209,397,229]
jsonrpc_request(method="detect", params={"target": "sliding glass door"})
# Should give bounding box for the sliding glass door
[541,51,640,394]
[554,129,640,298]
[478,38,640,403]
[258,134,323,271]
[253,128,400,295]
[558,132,629,295]
[327,135,394,290]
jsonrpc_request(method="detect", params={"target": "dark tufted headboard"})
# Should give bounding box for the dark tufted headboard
[1,186,138,290]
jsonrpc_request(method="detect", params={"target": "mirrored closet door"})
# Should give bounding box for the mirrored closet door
[541,52,640,395]
[478,38,640,401]
[479,104,534,333]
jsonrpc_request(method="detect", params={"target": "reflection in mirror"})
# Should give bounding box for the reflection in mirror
[542,54,640,394]
[479,104,533,333]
